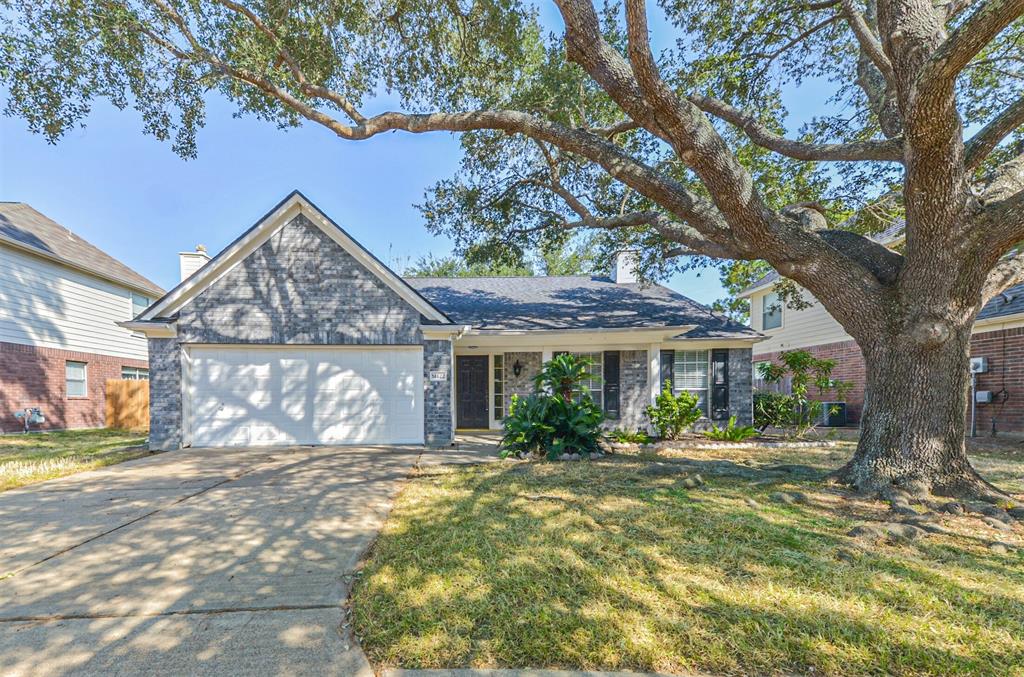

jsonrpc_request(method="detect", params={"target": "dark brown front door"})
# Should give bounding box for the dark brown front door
[456,355,489,429]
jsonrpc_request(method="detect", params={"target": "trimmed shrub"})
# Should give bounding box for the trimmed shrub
[645,380,702,440]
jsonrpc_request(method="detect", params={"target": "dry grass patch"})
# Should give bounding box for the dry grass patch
[352,444,1024,676]
[0,429,150,490]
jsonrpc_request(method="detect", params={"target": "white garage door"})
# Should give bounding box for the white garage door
[187,346,424,447]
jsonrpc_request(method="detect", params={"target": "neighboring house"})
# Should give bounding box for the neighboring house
[739,225,1024,432]
[0,203,165,432]
[125,191,760,450]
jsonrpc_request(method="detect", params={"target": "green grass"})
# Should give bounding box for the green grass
[352,443,1024,676]
[0,428,150,491]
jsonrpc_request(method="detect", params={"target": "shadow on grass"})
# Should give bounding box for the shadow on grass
[353,460,1024,676]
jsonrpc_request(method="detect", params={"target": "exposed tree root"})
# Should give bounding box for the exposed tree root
[829,459,1014,505]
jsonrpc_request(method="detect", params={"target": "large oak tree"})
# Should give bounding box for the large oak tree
[4,0,1023,499]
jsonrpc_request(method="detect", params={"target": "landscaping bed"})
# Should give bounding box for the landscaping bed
[0,429,151,491]
[352,440,1024,676]
[605,431,839,453]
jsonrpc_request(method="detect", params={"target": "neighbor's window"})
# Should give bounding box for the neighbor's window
[66,361,87,397]
[762,291,783,330]
[131,292,149,318]
[121,366,149,380]
[493,354,505,421]
[673,350,709,414]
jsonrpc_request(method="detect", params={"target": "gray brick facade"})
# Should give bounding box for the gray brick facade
[176,214,422,345]
[728,347,754,425]
[147,213,453,450]
[423,340,453,446]
[148,337,182,451]
[503,351,543,405]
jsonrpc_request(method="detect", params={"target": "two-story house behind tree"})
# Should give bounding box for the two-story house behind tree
[0,203,164,432]
[739,225,1024,432]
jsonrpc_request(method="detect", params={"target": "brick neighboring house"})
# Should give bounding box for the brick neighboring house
[0,203,164,433]
[738,225,1024,433]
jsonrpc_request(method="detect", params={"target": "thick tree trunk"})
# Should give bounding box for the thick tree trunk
[834,324,1006,501]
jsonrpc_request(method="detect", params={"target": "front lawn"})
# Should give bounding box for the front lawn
[0,428,150,491]
[352,442,1024,676]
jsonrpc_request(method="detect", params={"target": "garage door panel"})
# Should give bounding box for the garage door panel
[188,347,424,447]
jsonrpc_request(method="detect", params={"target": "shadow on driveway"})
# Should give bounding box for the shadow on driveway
[0,444,422,676]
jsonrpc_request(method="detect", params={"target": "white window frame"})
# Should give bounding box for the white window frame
[492,354,505,422]
[66,360,88,398]
[567,351,603,409]
[762,291,783,330]
[672,350,710,415]
[121,366,150,380]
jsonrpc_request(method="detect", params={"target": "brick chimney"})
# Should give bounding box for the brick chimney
[179,244,211,282]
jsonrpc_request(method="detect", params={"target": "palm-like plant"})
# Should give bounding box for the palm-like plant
[533,353,599,402]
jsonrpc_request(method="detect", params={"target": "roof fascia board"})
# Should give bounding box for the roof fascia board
[117,320,176,338]
[0,234,163,298]
[141,192,451,324]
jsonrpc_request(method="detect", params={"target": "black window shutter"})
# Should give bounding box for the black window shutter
[603,351,620,419]
[660,350,674,392]
[711,349,730,420]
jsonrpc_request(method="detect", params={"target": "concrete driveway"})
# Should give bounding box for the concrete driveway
[0,444,426,676]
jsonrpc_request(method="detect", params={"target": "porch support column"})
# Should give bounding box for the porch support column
[648,344,661,406]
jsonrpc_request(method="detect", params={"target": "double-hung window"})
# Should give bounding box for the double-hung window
[554,351,603,408]
[673,350,709,414]
[66,361,87,398]
[762,291,783,330]
[131,292,150,318]
[121,366,150,380]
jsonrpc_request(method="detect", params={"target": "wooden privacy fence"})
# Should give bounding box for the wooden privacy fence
[106,379,150,431]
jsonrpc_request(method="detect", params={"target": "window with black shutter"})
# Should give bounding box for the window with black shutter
[603,351,620,419]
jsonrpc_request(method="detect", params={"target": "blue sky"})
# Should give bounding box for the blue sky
[0,90,731,301]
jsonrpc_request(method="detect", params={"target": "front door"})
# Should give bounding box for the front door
[456,355,490,429]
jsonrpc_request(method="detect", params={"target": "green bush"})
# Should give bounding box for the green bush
[645,380,702,440]
[753,391,823,437]
[704,416,759,441]
[607,428,653,444]
[500,353,606,460]
[533,352,599,401]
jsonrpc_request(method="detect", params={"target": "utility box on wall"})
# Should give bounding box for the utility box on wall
[976,390,993,404]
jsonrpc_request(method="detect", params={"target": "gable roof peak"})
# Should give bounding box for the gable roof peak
[138,191,451,324]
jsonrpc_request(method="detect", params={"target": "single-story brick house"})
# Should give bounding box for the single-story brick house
[125,192,760,449]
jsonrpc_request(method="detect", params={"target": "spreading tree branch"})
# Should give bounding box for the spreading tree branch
[689,94,903,161]
[840,0,896,85]
[919,0,1024,92]
[965,94,1024,169]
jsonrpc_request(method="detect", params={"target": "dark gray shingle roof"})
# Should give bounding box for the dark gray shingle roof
[978,283,1024,322]
[405,275,759,338]
[0,203,164,297]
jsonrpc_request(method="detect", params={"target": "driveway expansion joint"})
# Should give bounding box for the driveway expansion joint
[0,603,342,623]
